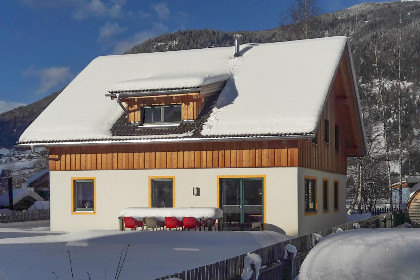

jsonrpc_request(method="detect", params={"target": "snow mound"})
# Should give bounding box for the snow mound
[299,229,420,280]
[284,244,297,259]
[241,252,262,280]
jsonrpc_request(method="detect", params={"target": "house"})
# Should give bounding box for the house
[0,188,44,211]
[18,36,366,236]
[406,176,420,225]
[21,169,50,200]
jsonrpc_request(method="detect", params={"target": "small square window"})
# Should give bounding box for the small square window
[151,178,174,208]
[73,179,95,213]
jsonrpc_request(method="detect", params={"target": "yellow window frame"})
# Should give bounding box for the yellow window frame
[71,177,96,215]
[217,175,266,226]
[304,176,318,215]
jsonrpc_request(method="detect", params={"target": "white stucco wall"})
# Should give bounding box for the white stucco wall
[297,167,347,236]
[50,168,300,235]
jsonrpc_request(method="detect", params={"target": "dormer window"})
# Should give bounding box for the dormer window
[143,104,182,125]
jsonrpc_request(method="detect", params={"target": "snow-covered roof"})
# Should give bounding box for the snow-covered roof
[0,188,44,207]
[19,36,351,144]
[20,169,49,188]
[109,73,231,93]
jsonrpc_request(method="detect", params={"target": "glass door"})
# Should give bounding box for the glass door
[219,177,263,230]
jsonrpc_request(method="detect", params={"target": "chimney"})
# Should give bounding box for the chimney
[234,34,242,57]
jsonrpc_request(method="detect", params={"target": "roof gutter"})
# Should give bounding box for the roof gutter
[17,134,314,148]
[106,88,200,99]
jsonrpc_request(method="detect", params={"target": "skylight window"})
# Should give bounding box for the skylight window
[143,105,182,125]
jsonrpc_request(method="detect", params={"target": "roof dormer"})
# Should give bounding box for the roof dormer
[106,73,229,126]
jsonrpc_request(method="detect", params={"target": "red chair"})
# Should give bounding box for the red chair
[123,217,138,231]
[165,217,181,231]
[182,217,198,231]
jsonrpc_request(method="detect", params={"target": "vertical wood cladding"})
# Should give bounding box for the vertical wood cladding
[48,140,299,171]
[297,52,349,175]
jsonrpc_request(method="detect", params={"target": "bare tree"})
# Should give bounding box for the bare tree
[286,0,321,39]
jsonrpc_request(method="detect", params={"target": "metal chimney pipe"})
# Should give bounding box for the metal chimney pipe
[234,34,242,57]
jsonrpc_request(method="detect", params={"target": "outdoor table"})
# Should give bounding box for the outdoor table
[119,207,223,231]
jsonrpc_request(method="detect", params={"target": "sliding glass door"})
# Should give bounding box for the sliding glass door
[219,177,264,230]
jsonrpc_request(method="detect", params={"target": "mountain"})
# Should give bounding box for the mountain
[0,91,60,148]
[2,1,420,183]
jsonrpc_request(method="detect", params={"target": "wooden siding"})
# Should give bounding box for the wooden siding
[297,88,347,174]
[297,50,356,175]
[48,140,299,171]
[124,93,207,123]
[408,191,420,225]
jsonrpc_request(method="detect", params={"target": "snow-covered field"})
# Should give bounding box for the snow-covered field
[299,228,420,280]
[0,221,289,279]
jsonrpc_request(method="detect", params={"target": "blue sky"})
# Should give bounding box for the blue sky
[0,0,390,112]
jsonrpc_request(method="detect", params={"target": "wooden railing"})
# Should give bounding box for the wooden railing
[156,211,403,280]
[0,209,50,223]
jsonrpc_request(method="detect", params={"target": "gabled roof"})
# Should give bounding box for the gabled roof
[19,36,364,150]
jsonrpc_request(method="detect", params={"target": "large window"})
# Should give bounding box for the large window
[305,177,317,213]
[72,178,95,213]
[143,105,181,125]
[150,177,174,208]
[334,181,339,211]
[323,179,329,212]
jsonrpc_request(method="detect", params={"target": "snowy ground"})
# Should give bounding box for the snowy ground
[299,228,420,280]
[0,221,289,279]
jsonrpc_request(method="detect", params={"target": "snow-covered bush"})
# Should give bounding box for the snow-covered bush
[353,223,360,229]
[284,244,297,259]
[335,227,343,233]
[241,252,262,280]
[312,233,323,244]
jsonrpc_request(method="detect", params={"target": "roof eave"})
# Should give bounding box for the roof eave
[16,133,314,148]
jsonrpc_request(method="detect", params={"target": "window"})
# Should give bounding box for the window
[324,119,329,143]
[334,181,339,211]
[304,177,317,213]
[335,124,339,151]
[143,105,181,125]
[72,178,95,213]
[323,179,329,212]
[150,177,174,208]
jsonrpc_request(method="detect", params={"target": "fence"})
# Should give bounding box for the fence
[0,209,50,223]
[156,211,403,280]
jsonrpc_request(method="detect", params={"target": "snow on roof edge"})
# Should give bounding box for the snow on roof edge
[346,42,367,154]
